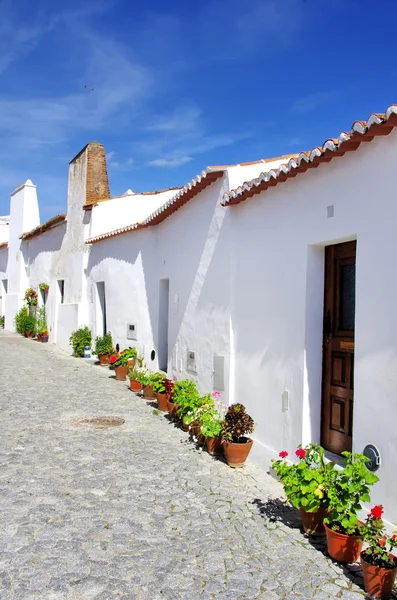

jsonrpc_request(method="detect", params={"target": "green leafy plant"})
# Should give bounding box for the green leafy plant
[24,288,38,307]
[221,403,254,443]
[39,283,49,293]
[361,505,397,568]
[109,347,137,367]
[0,315,4,328]
[171,379,201,421]
[15,306,29,334]
[136,369,152,387]
[200,410,223,438]
[324,452,379,535]
[69,326,92,357]
[152,375,166,394]
[24,313,36,335]
[94,332,114,356]
[127,355,144,379]
[272,444,335,513]
[36,306,48,335]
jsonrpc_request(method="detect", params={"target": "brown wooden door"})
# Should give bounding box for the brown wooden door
[321,241,356,455]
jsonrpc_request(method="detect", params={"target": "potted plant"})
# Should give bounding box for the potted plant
[221,403,254,468]
[0,315,4,328]
[36,307,49,343]
[172,379,200,431]
[324,452,379,562]
[23,313,36,338]
[128,356,144,391]
[109,352,129,380]
[15,306,28,335]
[360,505,397,598]
[197,392,225,454]
[39,282,49,294]
[152,374,169,411]
[272,444,335,535]
[93,332,114,366]
[70,326,92,357]
[24,288,38,311]
[142,372,162,400]
[165,377,177,415]
[123,347,138,368]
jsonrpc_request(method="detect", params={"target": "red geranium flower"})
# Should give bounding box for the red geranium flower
[279,450,288,458]
[379,537,386,547]
[392,534,397,541]
[369,505,384,520]
[295,448,307,459]
[109,354,118,364]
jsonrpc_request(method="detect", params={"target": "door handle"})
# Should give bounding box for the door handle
[325,310,332,343]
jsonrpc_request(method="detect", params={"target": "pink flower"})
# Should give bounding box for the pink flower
[279,450,288,458]
[172,376,177,381]
[212,391,221,399]
[295,448,307,459]
[391,535,397,541]
[370,505,384,520]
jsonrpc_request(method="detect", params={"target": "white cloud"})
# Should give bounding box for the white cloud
[292,90,344,113]
[0,35,152,154]
[148,156,193,168]
[0,2,111,75]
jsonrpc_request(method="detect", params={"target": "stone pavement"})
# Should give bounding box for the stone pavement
[0,331,369,600]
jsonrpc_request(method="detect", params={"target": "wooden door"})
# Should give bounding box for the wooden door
[321,241,356,455]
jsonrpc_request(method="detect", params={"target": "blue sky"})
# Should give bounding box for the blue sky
[1,0,396,220]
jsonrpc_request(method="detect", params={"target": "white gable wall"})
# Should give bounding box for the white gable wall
[230,128,397,519]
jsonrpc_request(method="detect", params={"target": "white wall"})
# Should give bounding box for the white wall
[89,189,180,238]
[0,247,8,319]
[5,180,40,330]
[87,175,232,398]
[26,223,66,344]
[0,217,9,244]
[230,128,397,520]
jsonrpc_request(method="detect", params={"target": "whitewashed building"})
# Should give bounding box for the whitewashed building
[1,105,397,522]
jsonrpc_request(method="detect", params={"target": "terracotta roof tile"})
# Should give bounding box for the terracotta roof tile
[222,104,397,206]
[20,214,66,240]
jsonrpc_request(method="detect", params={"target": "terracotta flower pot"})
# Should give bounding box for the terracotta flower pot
[143,385,155,400]
[155,392,168,411]
[299,505,328,536]
[190,422,201,438]
[324,522,363,562]
[98,354,110,366]
[223,437,253,468]
[130,378,142,392]
[25,332,33,338]
[206,436,223,456]
[360,552,397,599]
[37,334,42,342]
[167,400,180,420]
[181,421,189,432]
[114,365,129,381]
[127,358,135,368]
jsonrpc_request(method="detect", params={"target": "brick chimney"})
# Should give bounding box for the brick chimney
[68,141,110,210]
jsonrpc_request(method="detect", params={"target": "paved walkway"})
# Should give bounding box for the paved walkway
[0,331,368,600]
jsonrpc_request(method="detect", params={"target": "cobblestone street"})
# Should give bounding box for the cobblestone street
[0,331,368,600]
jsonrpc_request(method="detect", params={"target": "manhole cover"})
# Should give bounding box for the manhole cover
[72,416,125,429]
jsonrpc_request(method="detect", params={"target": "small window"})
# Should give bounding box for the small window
[58,280,65,304]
